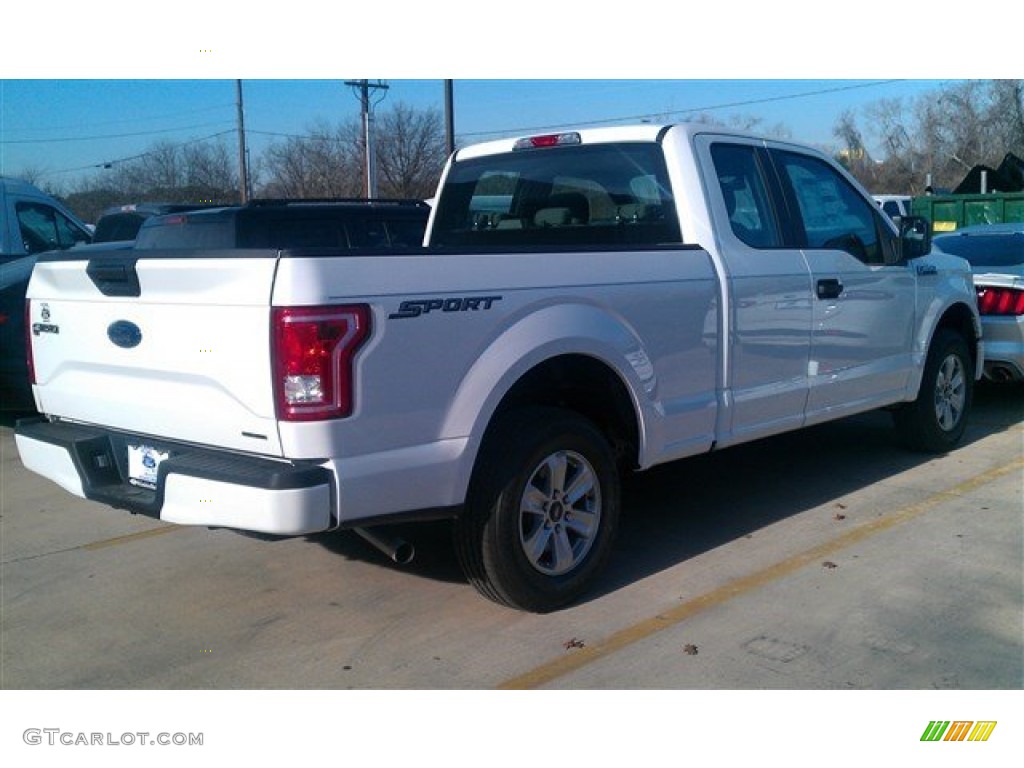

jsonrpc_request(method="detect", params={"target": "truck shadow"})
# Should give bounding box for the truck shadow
[594,380,1022,604]
[315,381,1023,600]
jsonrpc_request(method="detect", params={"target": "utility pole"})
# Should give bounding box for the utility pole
[235,80,250,203]
[444,80,455,156]
[345,79,389,199]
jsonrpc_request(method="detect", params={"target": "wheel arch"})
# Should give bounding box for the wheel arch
[934,301,981,372]
[486,353,641,471]
[908,298,982,399]
[926,300,982,385]
[441,303,654,500]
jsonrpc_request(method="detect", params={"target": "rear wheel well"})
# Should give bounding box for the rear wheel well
[490,355,640,470]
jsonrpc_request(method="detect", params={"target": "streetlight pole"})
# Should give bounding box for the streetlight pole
[236,80,250,203]
[444,80,455,156]
[345,79,389,199]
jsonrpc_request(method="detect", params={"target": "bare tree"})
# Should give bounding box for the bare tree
[985,79,1024,159]
[258,119,363,198]
[375,103,448,198]
[833,79,1024,193]
[8,165,51,188]
[102,138,238,202]
[687,112,792,139]
[182,142,236,197]
[832,108,884,188]
[259,105,447,200]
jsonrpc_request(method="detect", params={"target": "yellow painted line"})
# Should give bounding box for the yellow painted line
[498,456,1024,690]
[82,525,182,551]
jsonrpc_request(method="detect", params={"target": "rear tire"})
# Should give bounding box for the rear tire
[894,329,973,453]
[454,407,620,612]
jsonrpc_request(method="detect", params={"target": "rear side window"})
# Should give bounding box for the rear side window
[135,216,234,249]
[431,143,681,247]
[240,212,426,249]
[347,217,390,248]
[386,217,428,247]
[710,144,781,248]
[246,218,350,249]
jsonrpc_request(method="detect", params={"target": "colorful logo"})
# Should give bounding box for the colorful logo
[921,721,997,742]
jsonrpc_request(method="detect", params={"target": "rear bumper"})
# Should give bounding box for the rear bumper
[979,316,1024,382]
[14,418,334,535]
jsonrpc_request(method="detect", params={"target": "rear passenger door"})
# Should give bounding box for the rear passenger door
[697,136,813,447]
[768,147,917,422]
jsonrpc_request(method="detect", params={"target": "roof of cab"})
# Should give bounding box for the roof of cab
[450,122,783,163]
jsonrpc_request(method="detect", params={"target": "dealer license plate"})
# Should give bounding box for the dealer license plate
[127,444,169,490]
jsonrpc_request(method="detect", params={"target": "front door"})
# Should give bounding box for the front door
[768,148,917,423]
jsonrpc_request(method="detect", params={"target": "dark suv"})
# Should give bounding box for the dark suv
[134,198,430,250]
[92,203,223,243]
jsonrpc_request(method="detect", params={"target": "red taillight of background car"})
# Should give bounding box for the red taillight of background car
[271,305,370,421]
[976,286,1024,316]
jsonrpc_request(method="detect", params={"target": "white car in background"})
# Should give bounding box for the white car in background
[932,222,1024,382]
[873,194,913,221]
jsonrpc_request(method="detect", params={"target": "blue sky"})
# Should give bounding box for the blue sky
[0,79,959,187]
[0,4,1012,189]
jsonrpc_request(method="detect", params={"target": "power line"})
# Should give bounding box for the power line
[39,130,236,177]
[243,80,909,148]
[27,80,912,180]
[1,103,235,137]
[0,120,236,145]
[457,80,907,139]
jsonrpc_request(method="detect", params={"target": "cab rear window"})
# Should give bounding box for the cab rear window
[431,143,681,248]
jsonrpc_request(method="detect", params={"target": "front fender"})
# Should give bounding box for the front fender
[907,254,984,396]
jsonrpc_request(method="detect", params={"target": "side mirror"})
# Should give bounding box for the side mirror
[899,215,931,260]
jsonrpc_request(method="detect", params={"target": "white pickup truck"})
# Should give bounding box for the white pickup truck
[16,124,983,612]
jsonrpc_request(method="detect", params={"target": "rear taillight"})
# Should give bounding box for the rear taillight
[25,299,36,385]
[976,286,1024,316]
[271,305,371,421]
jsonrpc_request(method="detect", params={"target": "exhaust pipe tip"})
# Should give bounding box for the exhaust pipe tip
[354,527,415,565]
[985,365,1021,383]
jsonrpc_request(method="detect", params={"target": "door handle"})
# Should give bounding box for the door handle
[816,278,843,300]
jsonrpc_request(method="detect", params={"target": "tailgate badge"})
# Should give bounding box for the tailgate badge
[32,305,59,336]
[107,320,143,349]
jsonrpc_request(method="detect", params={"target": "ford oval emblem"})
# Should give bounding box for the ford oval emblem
[107,320,143,349]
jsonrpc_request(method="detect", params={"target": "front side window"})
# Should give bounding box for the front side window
[17,203,91,254]
[431,143,681,247]
[710,143,781,249]
[773,151,886,264]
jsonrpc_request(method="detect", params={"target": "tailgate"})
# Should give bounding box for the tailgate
[27,250,285,456]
